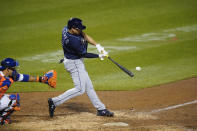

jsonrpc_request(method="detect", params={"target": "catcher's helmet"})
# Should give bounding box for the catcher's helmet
[67,18,86,30]
[0,58,19,70]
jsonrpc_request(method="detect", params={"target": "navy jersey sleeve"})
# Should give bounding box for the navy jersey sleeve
[82,53,98,58]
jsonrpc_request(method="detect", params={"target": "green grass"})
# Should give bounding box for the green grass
[0,0,196,92]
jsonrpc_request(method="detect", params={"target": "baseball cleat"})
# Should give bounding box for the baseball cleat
[0,116,12,125]
[48,98,56,118]
[97,109,114,117]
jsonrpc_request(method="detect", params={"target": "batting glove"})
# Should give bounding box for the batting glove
[99,51,109,60]
[96,44,104,54]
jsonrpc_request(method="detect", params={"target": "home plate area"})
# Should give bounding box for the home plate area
[1,78,197,131]
[2,110,196,131]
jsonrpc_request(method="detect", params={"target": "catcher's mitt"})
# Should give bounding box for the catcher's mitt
[41,70,57,88]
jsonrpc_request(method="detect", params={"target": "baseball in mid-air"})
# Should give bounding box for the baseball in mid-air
[136,66,141,71]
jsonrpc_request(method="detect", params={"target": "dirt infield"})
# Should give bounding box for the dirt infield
[1,78,197,131]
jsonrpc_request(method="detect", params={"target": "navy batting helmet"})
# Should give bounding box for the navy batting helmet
[0,58,19,70]
[67,18,86,30]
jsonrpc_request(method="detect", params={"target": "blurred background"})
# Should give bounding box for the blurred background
[0,0,197,92]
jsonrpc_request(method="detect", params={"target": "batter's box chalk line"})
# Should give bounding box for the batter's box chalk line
[150,99,197,114]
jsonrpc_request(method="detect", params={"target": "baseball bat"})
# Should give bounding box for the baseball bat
[108,57,134,77]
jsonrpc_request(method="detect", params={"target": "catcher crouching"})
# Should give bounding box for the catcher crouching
[0,58,57,125]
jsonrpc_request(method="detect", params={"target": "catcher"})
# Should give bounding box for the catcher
[0,58,56,125]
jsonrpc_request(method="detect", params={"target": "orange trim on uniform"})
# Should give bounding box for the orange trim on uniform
[36,76,40,82]
[0,73,14,99]
[9,78,14,83]
[0,76,6,87]
[0,85,8,99]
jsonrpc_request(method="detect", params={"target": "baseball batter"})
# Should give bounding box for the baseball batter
[48,18,114,117]
[0,58,56,125]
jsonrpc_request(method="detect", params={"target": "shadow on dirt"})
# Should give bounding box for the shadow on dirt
[61,102,94,113]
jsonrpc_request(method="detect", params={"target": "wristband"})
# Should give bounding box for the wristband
[36,76,39,82]
[36,76,42,82]
[39,76,42,82]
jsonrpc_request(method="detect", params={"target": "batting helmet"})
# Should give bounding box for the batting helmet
[67,18,86,30]
[0,58,19,70]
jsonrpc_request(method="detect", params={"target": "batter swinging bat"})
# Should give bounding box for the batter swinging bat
[108,57,134,77]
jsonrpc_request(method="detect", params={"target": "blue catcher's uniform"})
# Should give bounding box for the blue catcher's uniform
[0,71,29,99]
[0,72,14,99]
[0,58,22,125]
[0,71,21,125]
[0,58,57,124]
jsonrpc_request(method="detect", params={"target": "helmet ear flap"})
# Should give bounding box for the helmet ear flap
[1,60,7,67]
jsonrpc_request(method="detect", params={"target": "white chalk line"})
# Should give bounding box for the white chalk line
[19,46,136,63]
[118,32,176,42]
[164,24,197,32]
[19,24,197,63]
[118,24,197,42]
[150,99,197,114]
